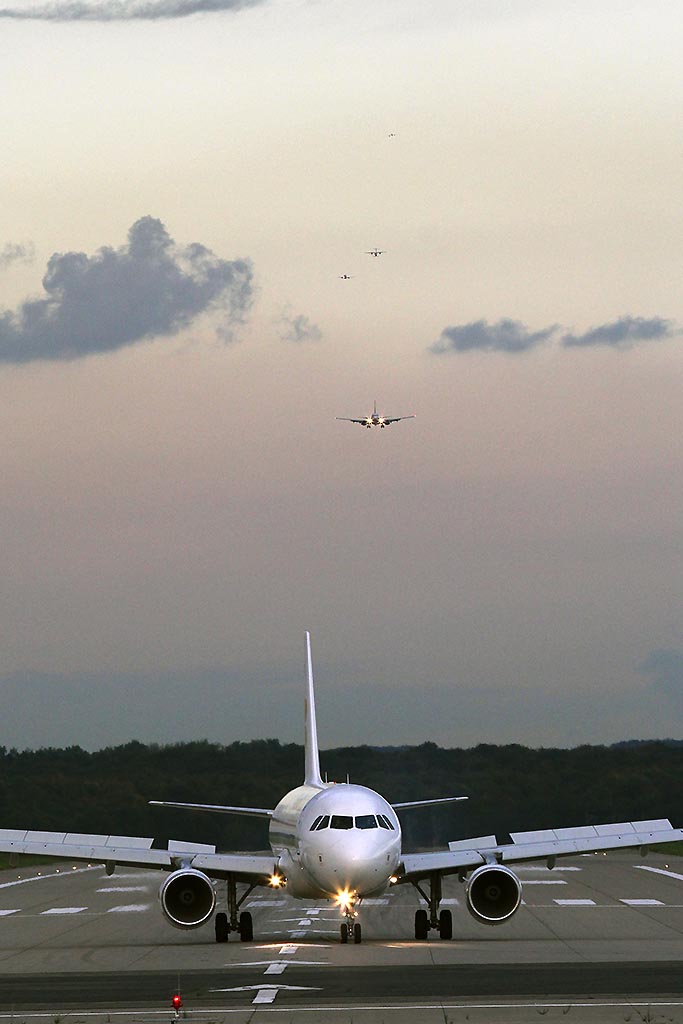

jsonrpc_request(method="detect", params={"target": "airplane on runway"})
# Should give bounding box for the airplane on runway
[1,633,681,946]
[336,401,415,429]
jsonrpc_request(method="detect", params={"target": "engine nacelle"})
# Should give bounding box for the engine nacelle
[465,864,522,925]
[158,868,216,930]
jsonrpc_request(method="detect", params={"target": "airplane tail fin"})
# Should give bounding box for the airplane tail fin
[373,400,378,416]
[304,631,324,788]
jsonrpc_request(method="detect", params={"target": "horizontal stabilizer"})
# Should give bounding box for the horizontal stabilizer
[149,800,273,819]
[392,796,468,810]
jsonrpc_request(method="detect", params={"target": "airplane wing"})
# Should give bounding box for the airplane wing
[392,796,468,810]
[148,800,273,818]
[382,415,415,425]
[0,828,276,883]
[397,818,683,883]
[335,417,367,424]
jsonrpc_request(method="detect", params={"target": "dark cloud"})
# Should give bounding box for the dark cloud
[639,650,683,700]
[0,241,35,269]
[562,315,677,349]
[0,216,253,363]
[279,312,323,344]
[0,0,262,19]
[430,318,558,355]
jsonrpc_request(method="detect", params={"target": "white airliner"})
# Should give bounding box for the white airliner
[0,633,681,946]
[336,401,415,429]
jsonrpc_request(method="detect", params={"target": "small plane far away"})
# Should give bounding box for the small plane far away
[0,633,680,946]
[366,248,384,257]
[336,401,415,429]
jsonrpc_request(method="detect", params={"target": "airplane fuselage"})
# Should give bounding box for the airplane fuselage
[269,782,401,899]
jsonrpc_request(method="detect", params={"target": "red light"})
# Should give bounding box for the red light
[172,994,182,1010]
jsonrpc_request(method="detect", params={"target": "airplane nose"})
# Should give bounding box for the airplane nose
[306,835,397,895]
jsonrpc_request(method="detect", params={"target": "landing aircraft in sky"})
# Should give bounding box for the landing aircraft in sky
[336,401,416,429]
[366,248,384,257]
[0,633,681,946]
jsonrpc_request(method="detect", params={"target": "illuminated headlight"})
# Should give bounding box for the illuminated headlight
[269,874,284,888]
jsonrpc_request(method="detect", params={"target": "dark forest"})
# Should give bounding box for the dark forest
[1,739,681,852]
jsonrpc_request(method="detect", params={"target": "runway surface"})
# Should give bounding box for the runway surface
[0,851,682,1022]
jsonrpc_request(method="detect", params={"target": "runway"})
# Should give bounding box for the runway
[0,851,682,1022]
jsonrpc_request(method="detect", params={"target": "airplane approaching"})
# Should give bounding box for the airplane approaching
[0,633,681,946]
[336,401,415,429]
[366,248,384,257]
[338,274,354,280]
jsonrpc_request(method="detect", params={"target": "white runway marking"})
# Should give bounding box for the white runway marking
[253,987,278,1003]
[0,910,19,916]
[522,879,567,885]
[635,864,683,883]
[440,898,460,905]
[106,903,150,912]
[41,907,87,914]
[620,898,664,906]
[244,899,287,908]
[296,919,312,926]
[554,899,596,906]
[97,886,148,893]
[362,898,389,904]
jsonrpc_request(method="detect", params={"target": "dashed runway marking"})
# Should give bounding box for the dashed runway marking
[106,903,150,912]
[0,910,19,917]
[620,898,664,906]
[554,899,596,906]
[40,907,87,915]
[522,879,568,885]
[97,886,148,893]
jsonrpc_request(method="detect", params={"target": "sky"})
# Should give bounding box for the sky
[0,0,681,752]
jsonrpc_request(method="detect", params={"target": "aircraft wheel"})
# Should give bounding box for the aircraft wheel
[239,911,253,942]
[353,922,362,944]
[340,922,348,944]
[439,909,452,940]
[415,908,429,940]
[215,911,229,943]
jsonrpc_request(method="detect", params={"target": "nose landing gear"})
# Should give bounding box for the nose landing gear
[338,891,362,943]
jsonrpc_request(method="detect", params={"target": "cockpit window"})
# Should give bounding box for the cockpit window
[355,814,377,829]
[314,815,330,830]
[310,815,324,831]
[330,814,353,830]
[378,814,395,830]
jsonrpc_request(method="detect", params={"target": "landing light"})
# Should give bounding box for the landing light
[389,876,398,885]
[269,874,284,888]
[335,888,356,911]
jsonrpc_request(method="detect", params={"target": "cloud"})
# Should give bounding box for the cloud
[562,316,677,349]
[639,650,683,700]
[0,0,262,19]
[0,216,253,363]
[0,241,35,269]
[279,312,323,344]
[429,318,558,355]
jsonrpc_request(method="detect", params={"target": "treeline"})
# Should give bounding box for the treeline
[0,739,680,851]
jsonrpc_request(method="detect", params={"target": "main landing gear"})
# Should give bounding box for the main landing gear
[215,875,257,943]
[412,872,452,940]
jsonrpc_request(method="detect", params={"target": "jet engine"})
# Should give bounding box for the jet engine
[465,864,522,925]
[158,868,216,929]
